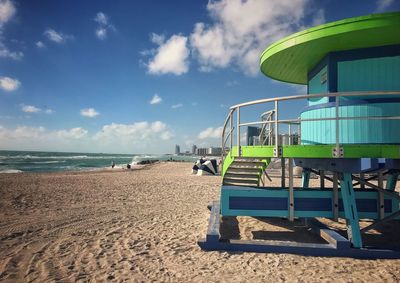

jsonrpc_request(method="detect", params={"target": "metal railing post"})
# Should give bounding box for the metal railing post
[229,111,233,152]
[237,107,241,157]
[298,120,301,144]
[274,100,279,157]
[335,95,340,156]
[288,123,292,145]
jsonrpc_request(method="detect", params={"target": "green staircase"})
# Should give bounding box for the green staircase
[222,157,270,186]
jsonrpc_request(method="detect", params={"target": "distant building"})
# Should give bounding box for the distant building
[208,147,222,156]
[192,145,197,154]
[196,147,222,156]
[196,147,208,156]
[175,144,180,155]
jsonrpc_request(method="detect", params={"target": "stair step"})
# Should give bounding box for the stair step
[234,158,266,162]
[223,181,259,186]
[231,161,265,167]
[225,173,259,179]
[227,167,261,173]
[223,178,259,184]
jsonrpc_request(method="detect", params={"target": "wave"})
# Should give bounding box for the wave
[31,160,66,164]
[0,169,23,173]
[0,155,133,160]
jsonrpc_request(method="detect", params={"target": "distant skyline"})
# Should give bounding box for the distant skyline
[0,0,399,154]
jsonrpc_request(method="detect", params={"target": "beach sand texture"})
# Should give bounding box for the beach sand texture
[0,162,400,282]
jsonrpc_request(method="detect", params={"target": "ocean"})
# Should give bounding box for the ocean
[0,150,199,173]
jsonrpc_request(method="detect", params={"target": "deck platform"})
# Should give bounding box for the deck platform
[198,201,400,259]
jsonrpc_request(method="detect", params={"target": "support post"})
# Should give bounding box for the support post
[320,170,325,189]
[281,157,285,188]
[339,173,362,248]
[360,173,365,189]
[301,168,310,188]
[378,171,384,220]
[332,172,339,222]
[385,169,399,191]
[288,158,294,221]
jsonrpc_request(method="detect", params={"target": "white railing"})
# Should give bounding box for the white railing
[221,91,400,162]
[258,110,275,145]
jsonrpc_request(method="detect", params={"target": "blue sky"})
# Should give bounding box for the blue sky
[0,0,399,154]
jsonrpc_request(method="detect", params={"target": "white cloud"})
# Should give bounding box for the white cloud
[19,105,55,114]
[191,23,232,70]
[80,108,99,118]
[376,0,394,12]
[311,9,326,26]
[36,41,45,48]
[0,125,89,151]
[4,125,46,139]
[150,33,165,45]
[0,121,174,153]
[44,108,54,114]
[94,12,108,25]
[57,127,88,139]
[0,0,15,26]
[21,104,40,113]
[198,126,223,139]
[44,28,73,43]
[0,0,23,60]
[0,44,23,59]
[171,103,183,109]
[150,94,162,105]
[94,12,115,40]
[147,34,190,75]
[190,0,323,76]
[0,76,20,91]
[160,131,173,140]
[95,28,107,40]
[93,121,173,144]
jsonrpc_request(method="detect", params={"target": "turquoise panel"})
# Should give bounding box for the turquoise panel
[220,187,399,219]
[300,103,400,144]
[338,56,400,93]
[308,66,328,106]
[220,186,288,217]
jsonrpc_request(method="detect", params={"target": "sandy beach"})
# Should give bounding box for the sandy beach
[0,162,400,282]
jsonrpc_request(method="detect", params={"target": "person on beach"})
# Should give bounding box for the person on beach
[111,161,115,168]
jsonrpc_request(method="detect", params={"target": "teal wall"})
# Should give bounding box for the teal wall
[300,103,400,144]
[301,53,400,145]
[220,186,399,219]
[308,66,328,105]
[338,56,400,93]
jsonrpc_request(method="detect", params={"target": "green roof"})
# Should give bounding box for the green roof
[260,12,400,85]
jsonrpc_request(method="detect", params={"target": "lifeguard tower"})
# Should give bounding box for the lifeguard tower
[199,12,400,258]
